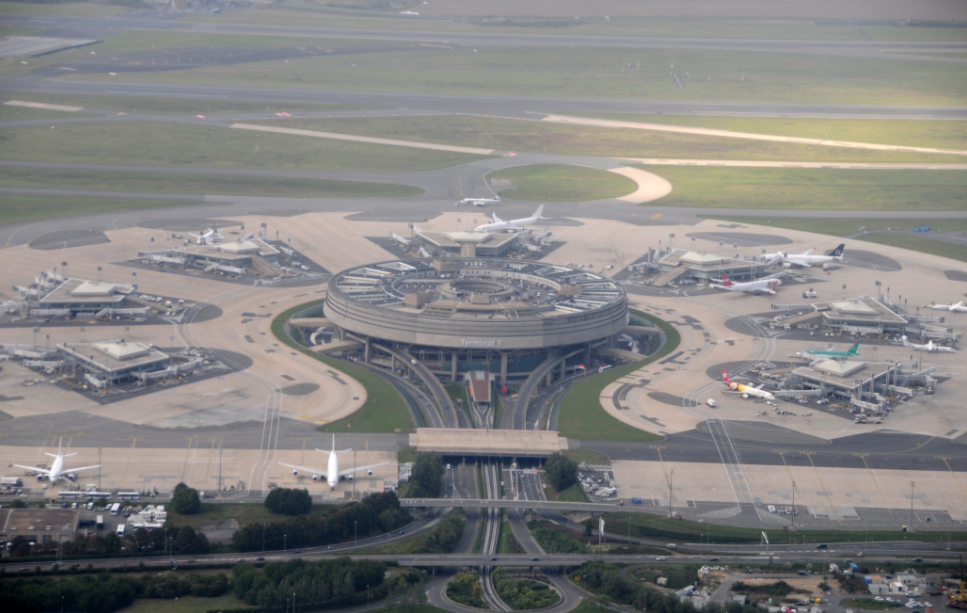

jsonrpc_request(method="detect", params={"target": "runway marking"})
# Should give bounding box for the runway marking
[858,454,891,512]
[120,437,137,485]
[205,437,218,489]
[230,123,497,155]
[941,457,967,506]
[804,452,840,523]
[181,436,197,483]
[1,221,39,254]
[649,213,663,221]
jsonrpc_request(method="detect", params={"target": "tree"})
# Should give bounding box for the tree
[9,499,25,509]
[264,488,312,515]
[545,453,578,492]
[171,482,201,515]
[408,453,444,498]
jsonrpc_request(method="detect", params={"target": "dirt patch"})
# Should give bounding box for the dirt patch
[738,577,827,598]
[198,519,239,543]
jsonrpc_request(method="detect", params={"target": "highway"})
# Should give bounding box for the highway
[401,498,622,512]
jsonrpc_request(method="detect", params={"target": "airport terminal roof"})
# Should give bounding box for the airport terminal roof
[40,279,132,306]
[819,297,908,326]
[58,340,170,375]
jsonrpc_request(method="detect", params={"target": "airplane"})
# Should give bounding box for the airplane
[189,228,223,245]
[474,205,547,233]
[13,437,100,483]
[711,273,781,295]
[902,336,957,353]
[764,244,846,268]
[278,434,389,489]
[457,194,500,207]
[922,301,967,313]
[722,370,776,401]
[805,343,860,358]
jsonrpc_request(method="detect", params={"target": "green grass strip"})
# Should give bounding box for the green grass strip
[271,300,413,433]
[0,194,203,226]
[488,164,636,202]
[0,167,423,198]
[557,309,679,441]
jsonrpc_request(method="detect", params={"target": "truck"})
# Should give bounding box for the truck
[706,399,717,408]
[96,515,104,530]
[1,476,23,487]
[110,503,121,516]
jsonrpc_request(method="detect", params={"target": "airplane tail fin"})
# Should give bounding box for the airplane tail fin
[722,274,733,287]
[491,213,503,223]
[535,204,545,219]
[829,244,846,257]
[722,369,731,384]
[848,343,859,354]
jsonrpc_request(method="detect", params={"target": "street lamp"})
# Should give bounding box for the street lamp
[262,523,266,553]
[354,520,358,547]
[909,482,915,532]
[667,469,674,518]
[791,481,797,534]
[284,533,287,558]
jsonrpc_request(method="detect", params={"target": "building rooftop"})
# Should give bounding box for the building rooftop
[92,340,150,361]
[810,359,867,378]
[58,340,170,374]
[40,278,130,306]
[819,297,907,325]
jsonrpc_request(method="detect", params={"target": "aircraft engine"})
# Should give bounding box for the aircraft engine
[292,470,299,476]
[67,474,75,481]
[312,475,318,481]
[783,262,792,269]
[347,475,354,481]
[37,475,44,481]
[368,470,373,475]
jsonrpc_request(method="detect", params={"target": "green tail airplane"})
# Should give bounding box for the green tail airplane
[805,342,860,357]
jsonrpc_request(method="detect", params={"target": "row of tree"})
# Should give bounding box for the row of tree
[10,525,210,558]
[0,571,228,613]
[265,488,313,515]
[232,491,410,552]
[233,558,423,611]
[405,453,445,498]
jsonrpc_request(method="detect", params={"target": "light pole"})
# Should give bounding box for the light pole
[284,533,287,558]
[791,480,797,534]
[667,469,674,518]
[262,523,266,553]
[354,520,358,548]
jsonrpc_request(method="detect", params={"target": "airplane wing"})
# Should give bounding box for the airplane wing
[278,462,327,478]
[797,248,817,256]
[760,287,777,295]
[63,464,101,475]
[491,213,503,223]
[338,461,390,478]
[784,260,811,268]
[13,464,50,476]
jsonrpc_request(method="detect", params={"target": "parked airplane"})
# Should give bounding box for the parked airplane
[13,438,100,483]
[805,343,860,358]
[189,228,223,245]
[902,336,957,353]
[722,370,776,401]
[278,435,389,489]
[764,244,846,268]
[922,301,967,313]
[711,273,781,295]
[457,194,500,207]
[474,205,547,232]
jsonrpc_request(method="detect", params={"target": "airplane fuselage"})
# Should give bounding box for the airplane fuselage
[327,451,339,489]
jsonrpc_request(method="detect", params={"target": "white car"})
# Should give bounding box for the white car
[656,556,666,561]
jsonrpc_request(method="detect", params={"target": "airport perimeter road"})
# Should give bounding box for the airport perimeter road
[400,498,622,512]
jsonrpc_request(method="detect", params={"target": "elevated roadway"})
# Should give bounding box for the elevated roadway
[400,498,620,512]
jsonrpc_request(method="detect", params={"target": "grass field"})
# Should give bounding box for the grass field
[562,450,611,466]
[488,164,636,202]
[0,195,203,226]
[559,114,967,151]
[85,44,967,106]
[0,122,486,172]
[119,593,253,613]
[840,599,903,611]
[0,1,130,16]
[0,25,42,36]
[701,216,967,264]
[0,90,364,115]
[497,517,513,554]
[557,309,678,441]
[271,302,413,434]
[0,167,422,198]
[258,115,946,164]
[183,7,967,43]
[541,474,589,504]
[0,105,94,121]
[163,502,286,531]
[629,166,967,211]
[604,511,967,544]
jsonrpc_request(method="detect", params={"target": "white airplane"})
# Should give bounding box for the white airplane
[474,205,547,232]
[457,194,500,207]
[764,244,845,268]
[902,336,957,353]
[13,438,100,483]
[189,228,223,245]
[722,370,776,401]
[711,273,781,295]
[922,301,967,313]
[278,435,389,489]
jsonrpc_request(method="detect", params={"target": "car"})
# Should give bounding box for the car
[875,598,884,602]
[327,546,333,550]
[708,557,719,562]
[293,550,302,554]
[913,557,923,562]
[530,557,540,561]
[816,544,828,549]
[490,557,498,561]
[399,530,405,534]
[256,557,265,561]
[187,560,196,564]
[656,556,666,561]
[235,558,244,563]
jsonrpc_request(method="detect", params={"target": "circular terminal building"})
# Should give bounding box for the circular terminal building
[324,258,629,381]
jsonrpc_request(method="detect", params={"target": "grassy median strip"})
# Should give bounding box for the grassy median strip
[0,90,365,116]
[271,301,413,434]
[487,164,637,202]
[1,122,486,172]
[0,167,422,198]
[82,44,967,106]
[256,115,947,164]
[632,166,967,211]
[557,309,678,441]
[0,194,203,226]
